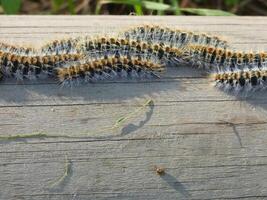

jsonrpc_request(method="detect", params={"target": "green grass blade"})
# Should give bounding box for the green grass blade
[170,0,181,15]
[67,0,75,14]
[133,1,143,15]
[98,0,141,7]
[52,0,65,13]
[180,8,235,16]
[157,0,164,15]
[98,0,171,13]
[1,0,21,14]
[225,0,240,6]
[95,0,102,14]
[142,1,171,11]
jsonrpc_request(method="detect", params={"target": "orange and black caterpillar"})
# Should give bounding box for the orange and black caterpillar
[177,45,267,92]
[211,68,267,92]
[77,36,184,61]
[38,25,228,57]
[0,37,172,81]
[0,24,266,94]
[0,50,82,80]
[55,55,163,86]
[180,45,267,72]
[120,25,228,49]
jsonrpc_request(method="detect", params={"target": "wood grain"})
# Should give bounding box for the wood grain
[0,16,267,200]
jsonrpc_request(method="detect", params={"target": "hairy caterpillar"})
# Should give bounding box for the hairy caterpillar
[0,24,266,95]
[211,68,267,92]
[75,36,183,61]
[37,25,228,56]
[0,50,83,80]
[180,45,267,72]
[0,39,85,81]
[120,25,228,49]
[0,37,171,82]
[178,45,267,93]
[55,55,163,86]
[51,37,172,86]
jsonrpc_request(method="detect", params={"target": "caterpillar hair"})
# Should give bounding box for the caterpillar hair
[0,51,83,80]
[120,25,228,49]
[55,55,164,87]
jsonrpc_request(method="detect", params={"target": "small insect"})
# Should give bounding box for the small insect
[154,165,165,175]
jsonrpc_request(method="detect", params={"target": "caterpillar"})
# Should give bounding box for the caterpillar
[76,36,191,68]
[55,55,163,86]
[178,45,267,93]
[211,68,267,92]
[180,45,267,72]
[37,25,229,59]
[52,37,172,86]
[0,37,171,82]
[0,50,83,80]
[38,28,229,85]
[120,25,228,49]
[0,42,37,55]
[38,25,228,57]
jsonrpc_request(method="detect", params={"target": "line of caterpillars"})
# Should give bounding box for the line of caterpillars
[0,24,266,91]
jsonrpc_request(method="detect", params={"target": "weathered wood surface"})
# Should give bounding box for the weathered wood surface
[0,16,267,200]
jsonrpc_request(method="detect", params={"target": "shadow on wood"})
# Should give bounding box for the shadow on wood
[160,173,190,198]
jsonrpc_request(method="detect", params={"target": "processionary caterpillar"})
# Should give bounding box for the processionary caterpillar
[0,24,266,93]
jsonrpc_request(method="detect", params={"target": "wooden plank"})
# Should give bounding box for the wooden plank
[1,99,267,137]
[0,16,267,200]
